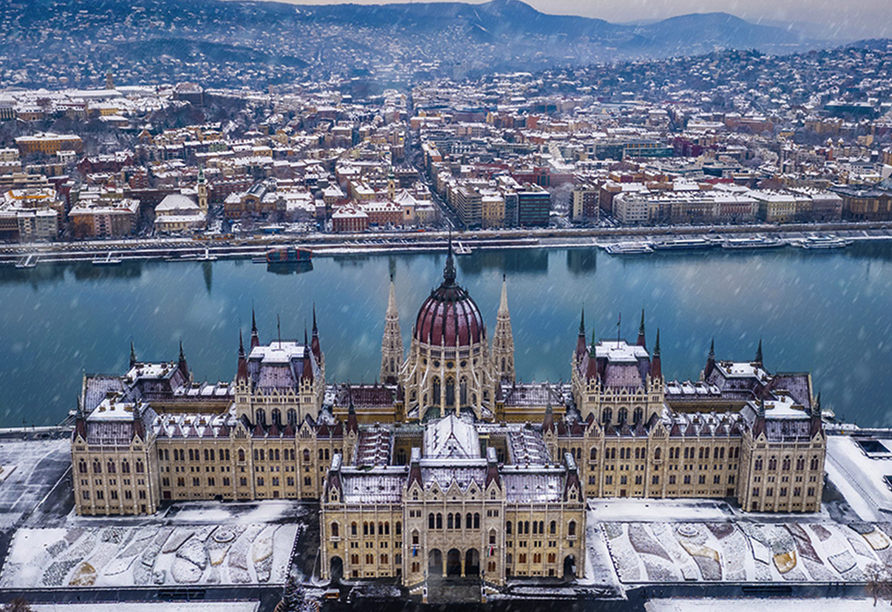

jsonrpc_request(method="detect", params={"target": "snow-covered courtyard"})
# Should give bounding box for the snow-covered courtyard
[0,523,301,588]
[600,519,892,583]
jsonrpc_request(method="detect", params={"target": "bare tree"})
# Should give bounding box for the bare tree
[865,562,891,607]
[2,598,32,612]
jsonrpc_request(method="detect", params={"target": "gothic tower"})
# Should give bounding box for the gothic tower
[491,274,515,383]
[380,275,403,384]
[197,167,208,215]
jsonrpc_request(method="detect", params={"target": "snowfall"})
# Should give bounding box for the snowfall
[0,522,300,588]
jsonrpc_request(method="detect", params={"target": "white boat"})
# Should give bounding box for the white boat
[721,237,785,250]
[604,241,654,254]
[793,235,853,250]
[92,252,123,266]
[15,254,38,269]
[652,237,715,251]
[453,242,472,256]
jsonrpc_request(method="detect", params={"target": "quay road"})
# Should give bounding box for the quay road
[0,586,281,611]
[3,220,892,266]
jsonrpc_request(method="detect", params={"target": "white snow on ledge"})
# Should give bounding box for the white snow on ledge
[645,598,892,611]
[33,604,259,612]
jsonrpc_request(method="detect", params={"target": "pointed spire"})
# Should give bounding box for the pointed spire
[651,329,662,381]
[498,274,509,315]
[543,402,555,433]
[129,341,137,368]
[575,307,587,363]
[637,308,646,349]
[704,338,716,379]
[179,339,185,362]
[755,339,763,366]
[311,303,322,366]
[303,325,308,348]
[347,399,358,435]
[312,303,318,335]
[250,304,260,349]
[178,339,188,378]
[381,274,403,385]
[443,232,456,285]
[237,329,248,383]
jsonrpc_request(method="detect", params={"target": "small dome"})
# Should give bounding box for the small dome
[414,243,485,347]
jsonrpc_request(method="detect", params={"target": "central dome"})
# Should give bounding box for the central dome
[414,242,485,346]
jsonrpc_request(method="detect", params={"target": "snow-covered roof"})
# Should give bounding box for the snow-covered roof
[424,414,480,459]
[595,340,649,363]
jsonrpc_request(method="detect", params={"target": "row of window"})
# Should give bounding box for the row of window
[82,489,146,501]
[507,520,576,536]
[752,486,816,498]
[349,553,402,565]
[427,512,480,530]
[157,447,330,464]
[332,521,403,537]
[78,458,144,474]
[753,456,819,471]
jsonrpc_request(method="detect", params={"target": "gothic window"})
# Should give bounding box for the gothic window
[78,459,87,473]
[287,409,297,425]
[459,377,468,406]
[436,513,443,529]
[331,522,339,538]
[506,521,512,535]
[446,377,456,407]
[654,448,661,461]
[633,407,643,424]
[135,460,144,473]
[618,408,628,423]
[550,520,556,535]
[351,522,357,536]
[271,408,281,426]
[432,377,441,406]
[239,449,246,462]
[395,522,401,535]
[107,460,116,473]
[590,448,597,461]
[568,521,577,537]
[447,514,454,529]
[93,459,101,474]
[474,513,480,529]
[303,449,310,463]
[602,408,612,424]
[768,456,777,471]
[429,513,435,529]
[466,513,472,529]
[255,409,266,426]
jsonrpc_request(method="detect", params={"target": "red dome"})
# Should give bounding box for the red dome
[413,243,485,347]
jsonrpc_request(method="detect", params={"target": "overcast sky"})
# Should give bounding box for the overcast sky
[271,0,892,39]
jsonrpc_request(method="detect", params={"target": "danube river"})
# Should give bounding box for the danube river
[2,243,892,428]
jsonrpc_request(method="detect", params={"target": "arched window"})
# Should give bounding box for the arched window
[466,513,472,529]
[78,459,87,473]
[474,513,480,529]
[93,459,102,474]
[768,456,777,471]
[490,529,497,545]
[590,448,597,461]
[384,522,390,535]
[363,522,369,536]
[436,513,443,529]
[506,521,512,535]
[107,459,116,474]
[618,407,628,423]
[271,408,281,426]
[331,522,339,538]
[303,449,310,463]
[287,409,297,425]
[255,409,266,426]
[459,377,468,406]
[633,407,643,424]
[782,456,791,471]
[378,522,384,535]
[395,521,401,535]
[654,447,662,460]
[380,554,388,565]
[239,449,246,462]
[550,520,556,534]
[412,530,419,545]
[538,521,544,534]
[602,408,612,424]
[533,521,538,535]
[429,513,435,529]
[447,514,454,529]
[135,460,144,473]
[568,520,577,537]
[433,377,441,406]
[445,377,456,408]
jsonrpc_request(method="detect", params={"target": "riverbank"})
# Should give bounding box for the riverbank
[3,221,892,266]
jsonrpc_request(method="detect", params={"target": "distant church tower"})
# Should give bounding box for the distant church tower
[105,70,115,90]
[491,274,515,383]
[380,275,403,384]
[197,167,208,215]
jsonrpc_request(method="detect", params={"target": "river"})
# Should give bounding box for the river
[2,243,892,428]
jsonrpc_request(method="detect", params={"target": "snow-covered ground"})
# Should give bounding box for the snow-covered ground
[0,438,70,528]
[645,598,892,611]
[1,523,301,588]
[825,434,892,522]
[33,604,259,612]
[598,520,892,584]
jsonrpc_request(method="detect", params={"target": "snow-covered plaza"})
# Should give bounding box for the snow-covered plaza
[0,523,301,588]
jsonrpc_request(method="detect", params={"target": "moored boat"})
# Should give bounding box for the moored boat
[604,241,654,254]
[721,237,785,250]
[652,237,716,251]
[266,246,313,264]
[793,235,853,250]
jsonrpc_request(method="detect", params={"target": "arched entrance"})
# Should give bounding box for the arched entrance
[446,548,462,576]
[465,548,480,576]
[563,555,577,579]
[329,556,343,583]
[429,549,443,576]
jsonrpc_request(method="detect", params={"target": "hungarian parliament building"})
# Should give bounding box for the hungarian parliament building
[71,243,826,587]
